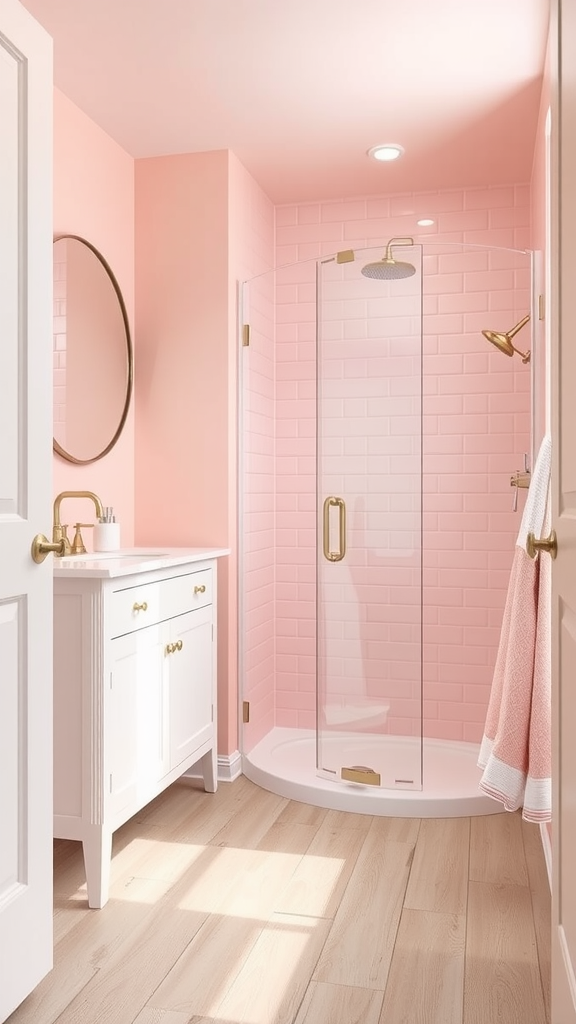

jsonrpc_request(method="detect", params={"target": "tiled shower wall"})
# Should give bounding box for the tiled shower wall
[242,183,531,750]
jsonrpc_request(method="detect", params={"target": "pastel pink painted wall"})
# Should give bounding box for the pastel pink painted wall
[229,153,276,752]
[53,88,135,539]
[230,159,277,753]
[134,151,274,756]
[241,183,532,749]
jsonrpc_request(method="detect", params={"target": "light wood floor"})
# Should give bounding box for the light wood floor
[8,776,551,1024]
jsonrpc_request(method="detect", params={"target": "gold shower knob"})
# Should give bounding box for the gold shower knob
[526,530,557,559]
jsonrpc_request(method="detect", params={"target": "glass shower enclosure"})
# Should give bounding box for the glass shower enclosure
[315,243,423,789]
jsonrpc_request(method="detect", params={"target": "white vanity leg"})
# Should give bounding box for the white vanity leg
[82,825,113,909]
[200,745,218,793]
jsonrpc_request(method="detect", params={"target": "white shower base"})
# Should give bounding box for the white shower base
[243,727,503,818]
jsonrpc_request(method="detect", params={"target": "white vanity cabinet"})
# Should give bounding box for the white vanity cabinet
[53,550,225,908]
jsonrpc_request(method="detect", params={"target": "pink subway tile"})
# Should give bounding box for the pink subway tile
[437,550,489,570]
[463,723,483,743]
[441,700,488,722]
[489,205,530,229]
[438,292,491,315]
[297,203,321,225]
[275,205,298,227]
[423,493,464,512]
[424,721,464,741]
[424,273,464,295]
[439,250,488,274]
[426,682,464,702]
[438,209,489,233]
[321,199,367,222]
[464,186,515,209]
[298,711,317,730]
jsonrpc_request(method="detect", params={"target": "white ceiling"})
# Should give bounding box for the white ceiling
[21,0,551,204]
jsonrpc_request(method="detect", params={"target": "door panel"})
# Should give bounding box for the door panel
[169,607,214,769]
[552,1,576,1019]
[0,2,53,1019]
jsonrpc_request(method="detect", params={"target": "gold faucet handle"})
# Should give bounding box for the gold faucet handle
[71,522,94,555]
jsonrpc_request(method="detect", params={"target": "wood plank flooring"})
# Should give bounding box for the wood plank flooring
[8,776,551,1024]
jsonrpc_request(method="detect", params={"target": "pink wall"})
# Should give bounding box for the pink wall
[53,88,135,539]
[249,183,531,746]
[53,86,537,754]
[134,151,274,756]
[229,157,277,753]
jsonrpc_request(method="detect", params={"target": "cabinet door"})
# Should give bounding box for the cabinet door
[168,605,214,770]
[108,625,167,817]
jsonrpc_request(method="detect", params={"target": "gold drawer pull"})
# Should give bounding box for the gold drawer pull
[194,584,206,595]
[165,639,184,656]
[133,601,148,612]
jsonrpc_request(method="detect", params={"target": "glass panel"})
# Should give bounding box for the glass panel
[316,244,423,790]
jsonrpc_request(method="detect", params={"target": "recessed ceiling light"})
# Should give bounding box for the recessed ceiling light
[367,144,404,162]
[417,218,435,226]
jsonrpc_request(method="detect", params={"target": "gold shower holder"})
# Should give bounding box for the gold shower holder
[482,314,531,363]
[510,470,530,490]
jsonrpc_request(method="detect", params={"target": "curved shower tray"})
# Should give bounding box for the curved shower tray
[243,727,503,818]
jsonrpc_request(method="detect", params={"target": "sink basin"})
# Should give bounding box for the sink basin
[60,550,169,561]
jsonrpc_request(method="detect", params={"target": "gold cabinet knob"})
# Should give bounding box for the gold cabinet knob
[194,584,206,595]
[165,639,184,655]
[176,639,183,651]
[526,530,558,560]
[133,601,148,612]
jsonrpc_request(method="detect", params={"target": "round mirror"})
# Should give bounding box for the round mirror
[53,235,133,464]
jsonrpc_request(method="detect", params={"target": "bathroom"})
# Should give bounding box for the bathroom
[3,0,576,1021]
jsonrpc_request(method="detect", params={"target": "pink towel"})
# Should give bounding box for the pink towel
[478,436,552,822]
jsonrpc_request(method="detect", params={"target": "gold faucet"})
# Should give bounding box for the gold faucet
[53,491,104,556]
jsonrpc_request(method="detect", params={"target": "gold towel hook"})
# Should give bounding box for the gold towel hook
[526,530,558,559]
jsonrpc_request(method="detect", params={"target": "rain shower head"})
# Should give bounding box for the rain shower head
[361,237,416,280]
[482,314,531,364]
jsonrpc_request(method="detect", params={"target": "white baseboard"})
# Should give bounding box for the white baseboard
[181,750,242,784]
[540,822,552,890]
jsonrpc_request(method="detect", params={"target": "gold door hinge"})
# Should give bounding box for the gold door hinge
[242,700,250,724]
[538,294,545,320]
[336,249,355,264]
[242,324,250,347]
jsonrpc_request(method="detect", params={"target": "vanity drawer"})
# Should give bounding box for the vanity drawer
[109,568,213,638]
[109,580,162,637]
[160,567,213,619]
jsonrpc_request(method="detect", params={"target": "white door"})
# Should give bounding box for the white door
[0,2,53,1020]
[551,1,576,1020]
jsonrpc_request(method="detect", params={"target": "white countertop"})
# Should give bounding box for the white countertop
[53,546,230,579]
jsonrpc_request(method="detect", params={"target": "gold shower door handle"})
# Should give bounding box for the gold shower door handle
[323,496,346,562]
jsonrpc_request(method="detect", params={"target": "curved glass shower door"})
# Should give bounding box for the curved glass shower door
[316,244,423,790]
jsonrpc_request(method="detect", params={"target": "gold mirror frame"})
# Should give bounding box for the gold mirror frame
[52,234,134,465]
